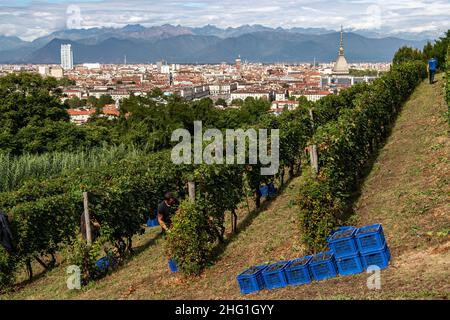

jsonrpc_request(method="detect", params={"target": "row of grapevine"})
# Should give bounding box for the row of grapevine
[0,75,378,286]
[297,61,428,252]
[446,44,450,123]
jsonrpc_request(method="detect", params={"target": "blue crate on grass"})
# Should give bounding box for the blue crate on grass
[309,251,338,281]
[96,255,117,272]
[327,226,358,258]
[237,265,268,295]
[355,223,386,254]
[335,252,364,276]
[146,217,159,227]
[360,244,391,270]
[284,256,312,286]
[168,258,179,273]
[261,261,289,290]
[258,183,277,198]
[258,185,269,198]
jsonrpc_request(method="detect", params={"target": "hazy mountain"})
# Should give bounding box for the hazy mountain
[0,35,29,51]
[0,24,429,64]
[11,31,426,64]
[29,24,195,47]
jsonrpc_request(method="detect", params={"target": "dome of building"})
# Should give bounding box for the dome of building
[332,26,349,75]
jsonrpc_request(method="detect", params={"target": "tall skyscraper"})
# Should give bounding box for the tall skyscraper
[61,44,74,70]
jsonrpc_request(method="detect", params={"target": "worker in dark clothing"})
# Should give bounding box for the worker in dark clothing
[157,192,177,233]
[428,58,437,84]
[80,212,101,242]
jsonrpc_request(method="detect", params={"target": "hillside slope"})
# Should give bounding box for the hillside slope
[2,75,449,300]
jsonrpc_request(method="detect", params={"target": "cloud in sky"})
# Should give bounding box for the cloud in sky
[0,0,449,40]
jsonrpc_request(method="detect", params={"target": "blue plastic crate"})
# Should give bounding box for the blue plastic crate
[328,226,358,258]
[168,258,178,273]
[284,256,312,286]
[335,252,364,276]
[360,244,391,270]
[237,265,268,294]
[355,224,386,254]
[96,255,117,272]
[309,251,338,281]
[258,185,269,197]
[147,217,159,227]
[327,226,355,241]
[261,261,289,290]
[258,183,277,198]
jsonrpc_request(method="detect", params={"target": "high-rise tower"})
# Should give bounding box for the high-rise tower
[61,44,74,70]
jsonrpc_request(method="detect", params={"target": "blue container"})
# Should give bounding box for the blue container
[284,256,312,286]
[258,185,269,198]
[96,255,117,272]
[96,256,110,272]
[147,217,159,227]
[309,251,338,281]
[360,244,391,270]
[335,253,364,276]
[237,265,268,294]
[261,261,289,290]
[328,226,358,258]
[327,226,355,241]
[355,224,386,254]
[168,258,178,273]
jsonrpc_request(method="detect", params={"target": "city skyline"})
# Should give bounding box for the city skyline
[0,0,449,41]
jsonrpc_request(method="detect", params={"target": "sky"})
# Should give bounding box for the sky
[0,0,449,41]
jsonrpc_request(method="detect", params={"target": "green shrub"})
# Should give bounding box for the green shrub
[0,247,17,289]
[166,200,216,275]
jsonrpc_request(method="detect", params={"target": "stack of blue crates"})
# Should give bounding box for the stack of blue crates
[328,226,364,276]
[328,223,390,275]
[236,223,391,294]
[355,224,390,270]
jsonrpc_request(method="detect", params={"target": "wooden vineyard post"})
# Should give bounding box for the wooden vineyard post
[231,209,238,233]
[83,192,92,246]
[188,181,195,203]
[310,145,319,176]
[309,109,319,176]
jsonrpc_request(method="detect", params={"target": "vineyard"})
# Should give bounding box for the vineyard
[0,60,431,291]
[446,45,450,122]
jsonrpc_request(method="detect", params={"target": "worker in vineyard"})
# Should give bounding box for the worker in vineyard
[427,58,437,84]
[157,192,178,234]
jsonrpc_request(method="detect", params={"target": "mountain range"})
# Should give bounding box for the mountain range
[0,24,429,64]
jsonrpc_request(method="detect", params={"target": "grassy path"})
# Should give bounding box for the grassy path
[2,75,449,300]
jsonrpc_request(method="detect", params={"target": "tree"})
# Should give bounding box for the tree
[393,46,423,65]
[423,30,450,69]
[215,98,227,108]
[231,98,244,106]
